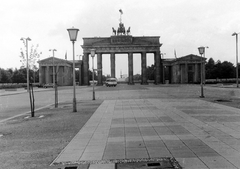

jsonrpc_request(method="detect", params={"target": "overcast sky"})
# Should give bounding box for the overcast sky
[1,0,240,78]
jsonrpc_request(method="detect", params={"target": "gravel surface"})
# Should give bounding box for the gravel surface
[0,100,102,169]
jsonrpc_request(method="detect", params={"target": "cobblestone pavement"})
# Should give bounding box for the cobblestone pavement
[51,96,240,169]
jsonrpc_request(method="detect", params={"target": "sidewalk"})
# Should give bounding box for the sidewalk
[51,98,240,169]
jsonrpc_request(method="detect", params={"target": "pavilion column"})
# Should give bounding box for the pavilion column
[203,61,206,84]
[79,63,82,86]
[155,51,161,84]
[46,66,50,84]
[141,51,148,84]
[63,66,66,85]
[195,63,198,83]
[185,63,188,83]
[162,65,165,84]
[39,65,43,84]
[97,53,103,85]
[110,53,116,78]
[128,52,134,85]
[83,53,89,85]
[56,65,59,84]
[168,66,172,83]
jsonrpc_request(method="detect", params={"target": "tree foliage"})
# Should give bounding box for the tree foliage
[146,64,155,80]
[0,67,39,83]
[205,58,236,79]
[20,42,41,70]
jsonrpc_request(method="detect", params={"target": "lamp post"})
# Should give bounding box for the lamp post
[49,49,57,107]
[198,46,205,98]
[67,27,79,112]
[20,37,31,92]
[232,32,239,88]
[49,49,57,85]
[203,46,209,85]
[90,49,96,100]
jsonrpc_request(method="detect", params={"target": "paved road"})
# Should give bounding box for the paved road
[1,84,239,123]
[0,86,91,122]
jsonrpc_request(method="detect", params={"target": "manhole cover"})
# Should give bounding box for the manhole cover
[116,158,181,169]
[50,164,89,169]
[65,167,78,169]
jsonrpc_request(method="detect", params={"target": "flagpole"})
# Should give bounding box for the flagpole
[119,9,123,23]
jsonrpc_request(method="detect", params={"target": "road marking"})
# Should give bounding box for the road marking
[0,103,54,123]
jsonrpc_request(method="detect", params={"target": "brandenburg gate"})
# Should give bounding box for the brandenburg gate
[81,22,163,85]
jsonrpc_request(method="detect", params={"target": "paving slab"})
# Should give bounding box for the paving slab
[51,98,240,169]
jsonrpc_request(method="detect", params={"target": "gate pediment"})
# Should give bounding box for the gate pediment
[178,54,203,61]
[38,57,72,66]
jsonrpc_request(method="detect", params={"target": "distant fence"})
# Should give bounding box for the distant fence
[205,78,238,84]
[0,83,40,89]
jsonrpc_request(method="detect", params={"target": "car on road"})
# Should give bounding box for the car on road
[43,83,54,88]
[105,78,117,87]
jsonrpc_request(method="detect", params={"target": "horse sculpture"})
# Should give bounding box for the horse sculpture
[117,23,125,35]
[112,27,116,35]
[127,27,131,35]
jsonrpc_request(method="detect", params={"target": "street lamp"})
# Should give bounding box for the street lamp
[203,46,209,85]
[232,32,239,88]
[90,49,96,100]
[49,49,57,85]
[49,49,57,108]
[67,27,79,112]
[198,46,205,98]
[20,37,31,92]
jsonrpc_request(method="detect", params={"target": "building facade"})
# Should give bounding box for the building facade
[163,54,206,84]
[38,57,82,86]
[81,35,163,85]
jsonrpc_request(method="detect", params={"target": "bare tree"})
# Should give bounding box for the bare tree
[20,43,41,70]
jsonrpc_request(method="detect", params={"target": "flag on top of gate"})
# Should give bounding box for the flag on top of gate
[119,9,123,14]
[65,51,67,60]
[174,49,177,59]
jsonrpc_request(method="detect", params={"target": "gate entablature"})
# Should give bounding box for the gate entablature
[82,36,162,54]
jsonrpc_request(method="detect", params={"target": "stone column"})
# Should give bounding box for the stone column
[185,63,188,83]
[97,53,103,85]
[162,65,165,84]
[128,52,134,85]
[195,63,198,83]
[155,51,161,84]
[63,66,66,85]
[203,61,206,84]
[141,51,148,84]
[46,66,50,84]
[39,65,43,85]
[168,66,172,83]
[83,53,89,85]
[79,63,82,86]
[110,53,115,78]
[56,65,59,85]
